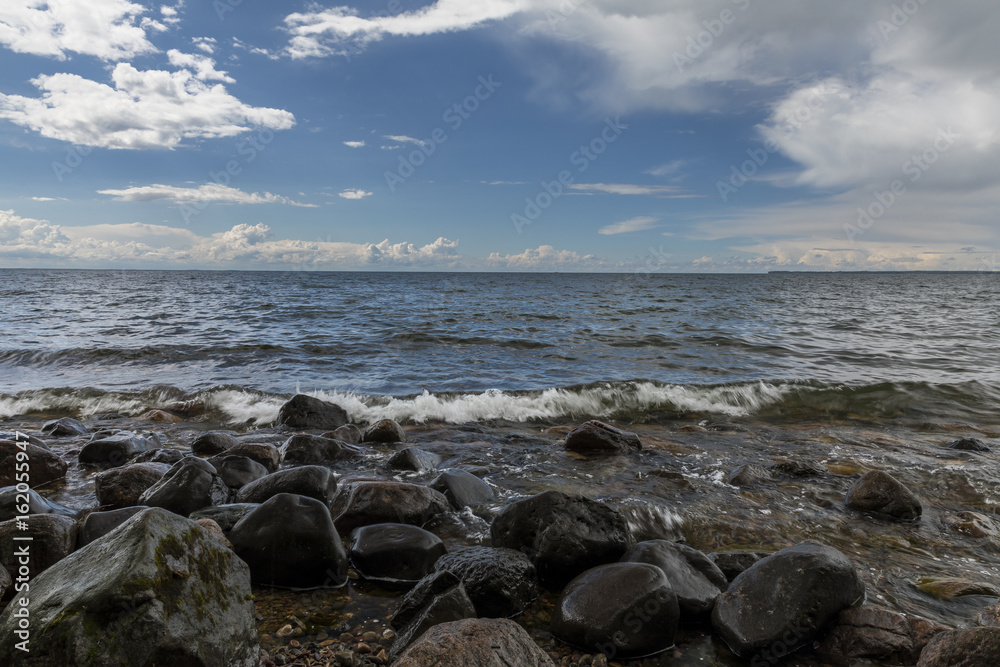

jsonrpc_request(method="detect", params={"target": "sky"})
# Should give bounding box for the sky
[0,0,998,272]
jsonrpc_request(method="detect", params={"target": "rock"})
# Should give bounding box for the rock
[140,409,182,423]
[490,490,633,588]
[41,417,88,437]
[818,605,937,666]
[331,481,450,533]
[0,564,9,598]
[917,627,1000,667]
[429,469,495,509]
[388,447,442,472]
[728,463,774,487]
[229,493,348,589]
[94,462,170,509]
[979,603,1000,627]
[193,518,233,549]
[137,457,229,517]
[394,618,554,667]
[564,420,641,453]
[78,506,148,547]
[78,432,152,467]
[711,542,865,659]
[946,437,991,452]
[434,546,538,618]
[621,540,727,616]
[0,486,78,522]
[944,511,999,539]
[191,431,239,456]
[552,562,679,660]
[363,419,406,444]
[350,523,446,588]
[278,394,349,429]
[326,424,362,445]
[845,470,922,521]
[207,454,268,490]
[389,571,478,659]
[0,508,259,666]
[0,431,47,449]
[132,448,186,465]
[279,434,361,465]
[708,550,767,583]
[189,503,259,532]
[236,465,338,506]
[0,439,68,487]
[770,460,826,477]
[0,514,77,577]
[218,442,280,472]
[916,577,1000,600]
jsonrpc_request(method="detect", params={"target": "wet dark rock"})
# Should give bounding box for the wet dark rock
[564,420,641,453]
[917,627,1000,667]
[191,430,239,456]
[728,463,774,487]
[552,562,679,660]
[0,439,68,487]
[229,493,348,589]
[279,434,360,465]
[0,431,48,449]
[236,465,338,506]
[77,506,149,547]
[94,462,169,509]
[189,503,259,532]
[363,419,406,444]
[770,460,826,477]
[325,424,362,445]
[389,570,477,659]
[915,576,1000,599]
[0,486,79,522]
[429,468,495,509]
[207,454,268,489]
[434,546,537,618]
[845,470,922,521]
[621,540,727,616]
[944,511,999,539]
[711,542,865,659]
[818,605,941,666]
[387,447,442,472]
[41,417,88,437]
[218,442,280,472]
[490,490,633,588]
[0,564,8,598]
[79,432,153,467]
[0,514,76,578]
[137,457,229,517]
[278,394,349,429]
[331,481,450,533]
[708,550,768,583]
[350,523,446,588]
[946,437,991,453]
[132,448,186,465]
[394,617,554,667]
[979,602,1000,627]
[0,508,258,666]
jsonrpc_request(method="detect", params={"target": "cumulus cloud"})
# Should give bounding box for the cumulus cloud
[487,244,607,269]
[599,216,659,235]
[338,189,372,200]
[97,183,315,207]
[166,50,234,83]
[192,36,216,54]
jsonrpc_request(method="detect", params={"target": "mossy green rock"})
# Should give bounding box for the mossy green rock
[0,507,258,666]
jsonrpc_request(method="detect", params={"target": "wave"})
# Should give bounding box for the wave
[3,380,998,427]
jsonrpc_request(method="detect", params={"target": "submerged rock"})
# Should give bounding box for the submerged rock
[278,394,349,429]
[434,546,538,618]
[552,562,679,660]
[236,465,338,505]
[946,437,991,452]
[429,468,495,509]
[0,514,77,577]
[388,447,442,472]
[394,618,554,667]
[350,523,446,588]
[326,424,362,445]
[331,481,450,533]
[621,540,727,616]
[565,420,641,453]
[0,508,259,666]
[41,417,88,437]
[94,462,169,509]
[845,470,922,521]
[279,434,360,464]
[0,439,68,487]
[917,627,1000,666]
[389,571,477,660]
[137,457,229,517]
[363,419,406,444]
[728,463,774,487]
[916,576,1000,600]
[944,511,999,539]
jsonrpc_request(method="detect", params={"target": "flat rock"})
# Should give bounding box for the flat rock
[917,627,1000,667]
[78,432,153,467]
[621,540,727,616]
[350,523,446,588]
[845,470,922,521]
[137,457,229,516]
[565,420,641,453]
[363,419,406,444]
[279,434,360,465]
[236,465,338,506]
[41,417,88,437]
[95,462,170,509]
[434,546,538,618]
[429,468,495,509]
[191,431,239,456]
[278,394,349,429]
[0,439,68,487]
[395,618,555,667]
[916,577,1000,600]
[331,481,450,533]
[388,447,442,472]
[0,514,77,578]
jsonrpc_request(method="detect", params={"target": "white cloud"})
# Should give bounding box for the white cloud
[381,134,427,149]
[166,50,234,83]
[192,37,216,54]
[0,62,295,149]
[0,0,159,60]
[97,183,315,207]
[645,160,686,178]
[338,189,373,200]
[343,140,366,148]
[30,196,66,202]
[568,183,697,197]
[487,244,607,269]
[599,216,658,235]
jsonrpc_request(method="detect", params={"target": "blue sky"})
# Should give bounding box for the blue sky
[0,0,998,271]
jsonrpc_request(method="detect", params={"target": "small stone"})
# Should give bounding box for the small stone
[362,631,378,642]
[277,624,293,637]
[356,643,372,654]
[376,649,388,662]
[288,640,300,648]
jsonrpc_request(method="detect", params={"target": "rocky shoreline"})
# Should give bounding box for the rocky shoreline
[1,393,999,665]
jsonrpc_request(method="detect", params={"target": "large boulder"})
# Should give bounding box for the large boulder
[235,465,338,505]
[279,434,360,465]
[78,506,148,547]
[818,605,944,666]
[228,493,348,589]
[490,490,633,588]
[137,458,229,517]
[429,469,495,509]
[0,514,77,577]
[564,420,641,453]
[363,419,406,444]
[711,542,865,659]
[217,443,280,472]
[41,417,89,437]
[388,571,478,660]
[0,439,68,487]
[78,432,154,467]
[350,523,446,588]
[917,627,1000,666]
[434,546,538,618]
[0,508,259,666]
[394,618,555,667]
[207,455,268,490]
[0,486,78,522]
[331,481,450,533]
[190,431,239,456]
[845,470,922,521]
[388,447,441,472]
[277,394,349,429]
[621,540,727,616]
[95,462,170,509]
